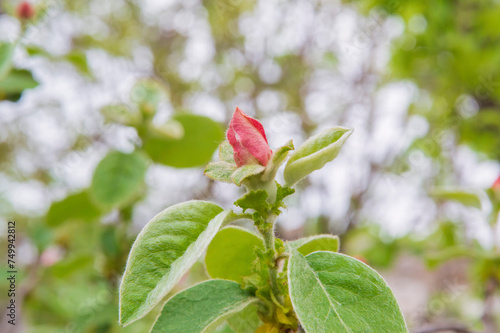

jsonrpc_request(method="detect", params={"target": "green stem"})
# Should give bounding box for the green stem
[259,214,284,306]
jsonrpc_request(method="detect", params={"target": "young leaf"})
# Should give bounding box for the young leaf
[288,249,408,333]
[205,226,264,283]
[219,140,235,163]
[231,164,265,186]
[119,202,231,326]
[205,162,237,183]
[151,280,257,333]
[90,151,149,209]
[234,190,269,215]
[289,235,339,256]
[284,127,352,186]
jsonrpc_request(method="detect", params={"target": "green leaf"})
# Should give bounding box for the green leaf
[288,249,407,333]
[119,202,231,326]
[219,140,235,163]
[46,191,101,227]
[284,127,352,186]
[0,69,39,101]
[263,140,294,181]
[205,162,237,183]
[227,303,262,333]
[231,164,265,186]
[151,280,257,333]
[205,226,264,283]
[90,151,149,209]
[0,42,15,80]
[289,235,339,256]
[234,190,269,215]
[149,119,184,139]
[429,188,482,209]
[144,113,225,168]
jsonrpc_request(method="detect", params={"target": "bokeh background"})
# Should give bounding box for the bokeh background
[1,0,500,332]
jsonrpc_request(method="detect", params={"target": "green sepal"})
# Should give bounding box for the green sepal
[205,162,237,183]
[219,140,235,163]
[284,127,352,186]
[231,164,266,186]
[262,140,294,181]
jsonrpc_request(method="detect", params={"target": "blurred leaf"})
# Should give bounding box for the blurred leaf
[430,188,482,209]
[131,79,168,114]
[144,113,225,168]
[65,51,91,76]
[90,151,149,209]
[0,42,15,79]
[205,226,264,283]
[100,104,141,126]
[46,191,101,227]
[0,69,39,101]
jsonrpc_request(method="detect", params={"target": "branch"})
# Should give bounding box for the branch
[413,325,474,333]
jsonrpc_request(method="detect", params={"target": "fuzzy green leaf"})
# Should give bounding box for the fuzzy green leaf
[288,249,407,333]
[231,164,265,186]
[219,140,235,163]
[90,151,149,209]
[234,190,269,215]
[119,202,230,326]
[284,127,352,186]
[289,235,339,256]
[227,303,262,333]
[205,226,264,283]
[151,280,256,333]
[205,162,237,183]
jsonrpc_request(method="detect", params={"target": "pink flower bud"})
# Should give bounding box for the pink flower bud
[227,107,272,167]
[16,1,35,20]
[493,176,500,190]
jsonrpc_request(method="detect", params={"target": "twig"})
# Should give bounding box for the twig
[413,325,474,333]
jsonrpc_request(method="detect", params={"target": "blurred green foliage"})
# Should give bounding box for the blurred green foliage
[0,0,499,332]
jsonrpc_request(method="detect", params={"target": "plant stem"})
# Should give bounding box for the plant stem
[259,214,284,306]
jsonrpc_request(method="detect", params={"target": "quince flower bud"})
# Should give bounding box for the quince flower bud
[16,1,35,20]
[227,107,272,167]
